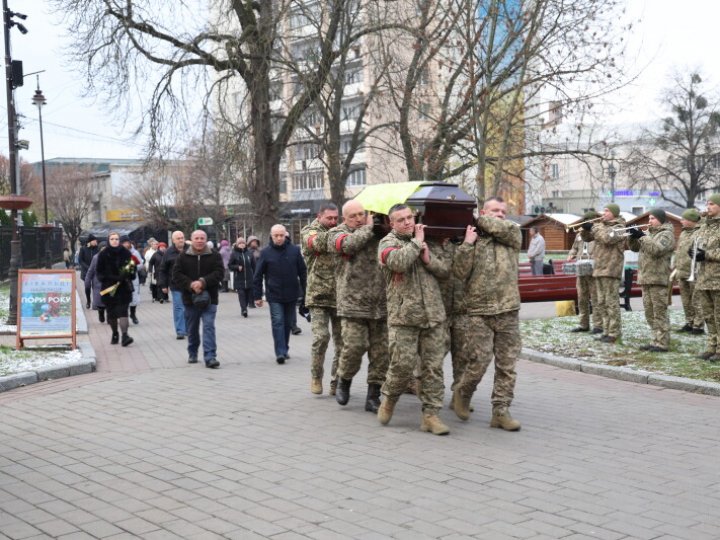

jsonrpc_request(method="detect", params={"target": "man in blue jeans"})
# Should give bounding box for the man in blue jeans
[254,224,307,364]
[159,231,188,339]
[172,230,225,368]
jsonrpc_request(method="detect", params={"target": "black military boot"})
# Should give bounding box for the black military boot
[130,306,139,325]
[365,384,381,413]
[336,378,352,406]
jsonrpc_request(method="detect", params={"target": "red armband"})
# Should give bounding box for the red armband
[334,234,349,252]
[380,247,398,265]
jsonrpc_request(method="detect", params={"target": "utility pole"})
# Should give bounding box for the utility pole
[0,1,30,325]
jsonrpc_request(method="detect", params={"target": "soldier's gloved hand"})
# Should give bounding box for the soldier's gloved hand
[627,226,645,239]
[298,299,311,322]
[372,214,386,239]
[581,222,593,231]
[694,247,706,262]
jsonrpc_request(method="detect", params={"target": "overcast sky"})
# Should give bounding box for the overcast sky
[1,0,717,164]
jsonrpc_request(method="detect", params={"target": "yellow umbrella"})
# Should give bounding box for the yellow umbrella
[353,181,425,215]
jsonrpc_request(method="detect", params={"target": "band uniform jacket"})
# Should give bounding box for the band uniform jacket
[627,221,675,286]
[301,218,339,309]
[327,223,387,320]
[580,217,626,278]
[378,230,449,328]
[453,216,522,316]
[675,224,701,280]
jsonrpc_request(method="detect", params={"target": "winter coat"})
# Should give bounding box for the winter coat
[301,218,339,309]
[378,230,448,328]
[453,216,522,316]
[95,245,135,306]
[148,250,166,286]
[228,246,255,290]
[527,234,546,262]
[580,217,626,279]
[253,238,307,303]
[84,252,105,310]
[219,245,232,269]
[628,222,675,286]
[327,223,387,319]
[675,225,700,280]
[128,247,143,306]
[171,244,225,306]
[695,215,720,291]
[158,244,184,290]
[78,244,99,280]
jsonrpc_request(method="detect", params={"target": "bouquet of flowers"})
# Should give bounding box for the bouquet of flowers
[101,258,137,297]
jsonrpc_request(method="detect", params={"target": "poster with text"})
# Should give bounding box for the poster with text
[19,272,74,337]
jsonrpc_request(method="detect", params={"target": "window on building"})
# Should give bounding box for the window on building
[280,175,288,194]
[345,67,364,85]
[550,163,559,180]
[294,169,324,191]
[296,143,321,160]
[346,166,366,186]
[342,100,362,122]
[340,134,364,155]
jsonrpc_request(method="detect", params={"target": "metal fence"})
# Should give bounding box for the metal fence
[0,226,65,280]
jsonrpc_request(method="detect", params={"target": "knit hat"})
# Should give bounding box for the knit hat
[236,237,246,244]
[605,203,620,217]
[119,235,130,244]
[220,239,230,247]
[709,194,720,206]
[649,208,667,224]
[87,234,97,243]
[157,242,167,249]
[682,208,701,222]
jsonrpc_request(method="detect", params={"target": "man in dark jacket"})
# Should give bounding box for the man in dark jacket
[78,234,99,308]
[172,230,224,368]
[254,224,308,364]
[159,231,187,339]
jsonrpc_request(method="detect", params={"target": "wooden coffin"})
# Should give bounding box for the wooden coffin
[405,182,476,239]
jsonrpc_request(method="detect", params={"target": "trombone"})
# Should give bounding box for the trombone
[607,223,651,239]
[565,216,603,233]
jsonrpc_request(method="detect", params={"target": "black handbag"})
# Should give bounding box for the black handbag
[191,290,211,310]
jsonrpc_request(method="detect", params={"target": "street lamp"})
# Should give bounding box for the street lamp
[31,76,52,268]
[607,159,617,204]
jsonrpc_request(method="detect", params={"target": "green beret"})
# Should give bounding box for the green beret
[682,208,701,222]
[709,194,720,206]
[605,203,620,217]
[649,208,667,224]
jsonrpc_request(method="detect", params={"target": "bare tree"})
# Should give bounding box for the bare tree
[376,0,628,205]
[47,165,95,254]
[625,72,720,208]
[52,0,395,233]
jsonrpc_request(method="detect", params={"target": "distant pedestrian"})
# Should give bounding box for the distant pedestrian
[63,247,72,269]
[247,235,262,307]
[121,236,143,325]
[78,234,99,309]
[84,242,107,323]
[527,226,546,275]
[228,237,255,317]
[96,232,136,347]
[219,239,232,292]
[253,224,307,364]
[159,231,187,339]
[148,242,168,303]
[172,230,225,368]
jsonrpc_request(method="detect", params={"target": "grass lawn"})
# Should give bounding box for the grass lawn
[521,308,720,383]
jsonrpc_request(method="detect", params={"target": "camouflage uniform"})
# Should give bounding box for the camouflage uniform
[628,222,675,348]
[452,216,522,410]
[301,219,343,381]
[581,217,626,339]
[379,230,449,413]
[675,225,703,329]
[567,234,600,330]
[695,216,720,355]
[327,223,389,384]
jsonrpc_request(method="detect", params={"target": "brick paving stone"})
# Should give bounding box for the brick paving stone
[0,292,719,539]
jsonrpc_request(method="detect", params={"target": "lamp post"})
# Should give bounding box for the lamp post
[608,160,617,204]
[32,76,52,268]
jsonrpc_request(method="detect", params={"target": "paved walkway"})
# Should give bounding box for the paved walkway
[1,286,719,539]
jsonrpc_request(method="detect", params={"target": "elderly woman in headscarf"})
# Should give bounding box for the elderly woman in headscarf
[96,232,136,346]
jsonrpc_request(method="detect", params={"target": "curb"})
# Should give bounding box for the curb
[0,341,97,393]
[521,348,720,397]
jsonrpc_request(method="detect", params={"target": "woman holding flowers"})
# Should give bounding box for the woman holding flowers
[96,232,137,346]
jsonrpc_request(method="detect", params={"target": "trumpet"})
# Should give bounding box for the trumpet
[565,216,603,233]
[607,223,651,238]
